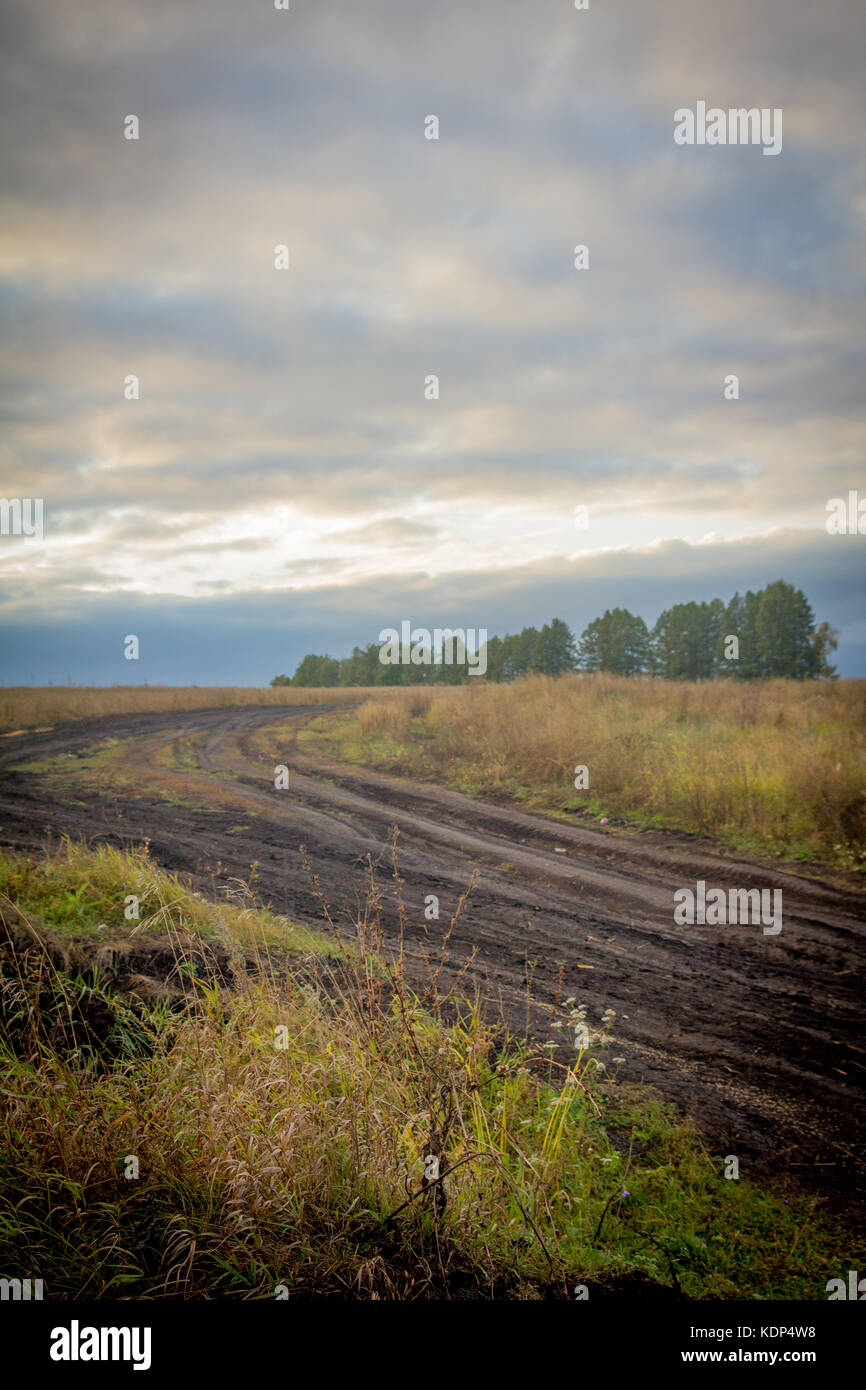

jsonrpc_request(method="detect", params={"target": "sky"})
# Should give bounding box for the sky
[0,0,864,685]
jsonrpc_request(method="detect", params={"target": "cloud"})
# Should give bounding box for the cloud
[325,517,441,546]
[0,0,864,677]
[2,526,864,680]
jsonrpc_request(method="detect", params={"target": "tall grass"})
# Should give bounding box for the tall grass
[0,685,364,733]
[3,676,863,868]
[301,675,866,870]
[0,840,846,1299]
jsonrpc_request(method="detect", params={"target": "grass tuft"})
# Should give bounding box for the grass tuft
[0,840,853,1299]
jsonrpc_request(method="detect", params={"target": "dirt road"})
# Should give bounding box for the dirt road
[1,703,863,1203]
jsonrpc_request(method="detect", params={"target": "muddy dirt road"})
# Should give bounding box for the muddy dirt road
[1,703,863,1204]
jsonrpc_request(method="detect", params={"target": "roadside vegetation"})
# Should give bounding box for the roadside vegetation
[294,674,866,874]
[0,840,853,1299]
[3,673,864,873]
[0,684,356,734]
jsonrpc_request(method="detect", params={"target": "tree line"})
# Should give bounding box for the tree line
[272,580,838,686]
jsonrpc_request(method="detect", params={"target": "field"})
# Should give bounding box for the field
[0,684,363,732]
[0,838,855,1299]
[4,676,864,871]
[0,681,864,1299]
[311,675,866,873]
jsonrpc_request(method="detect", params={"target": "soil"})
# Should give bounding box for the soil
[1,703,863,1213]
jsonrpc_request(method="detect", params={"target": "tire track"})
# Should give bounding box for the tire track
[1,702,863,1202]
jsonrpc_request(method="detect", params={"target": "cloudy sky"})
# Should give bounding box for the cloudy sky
[1,0,864,683]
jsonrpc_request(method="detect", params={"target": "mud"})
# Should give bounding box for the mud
[0,703,863,1208]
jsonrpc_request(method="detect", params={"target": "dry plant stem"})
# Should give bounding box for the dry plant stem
[378,1147,557,1278]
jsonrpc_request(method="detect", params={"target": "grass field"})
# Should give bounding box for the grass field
[0,839,851,1299]
[296,675,866,874]
[0,684,359,733]
[3,676,864,872]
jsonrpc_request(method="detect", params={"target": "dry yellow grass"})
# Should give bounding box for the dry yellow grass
[3,676,863,868]
[0,684,365,732]
[304,675,866,869]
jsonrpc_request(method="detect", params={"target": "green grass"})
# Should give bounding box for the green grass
[9,735,241,815]
[0,839,336,957]
[0,841,857,1299]
[10,737,129,778]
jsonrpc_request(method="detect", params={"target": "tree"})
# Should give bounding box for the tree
[291,653,341,687]
[508,627,539,679]
[754,581,820,678]
[577,608,649,675]
[720,582,833,680]
[340,644,382,686]
[482,634,505,681]
[533,618,578,675]
[717,591,761,679]
[275,588,838,687]
[491,626,539,681]
[652,600,724,681]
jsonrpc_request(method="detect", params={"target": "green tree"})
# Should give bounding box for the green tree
[277,590,837,688]
[652,599,724,680]
[482,634,504,681]
[717,591,761,678]
[493,626,540,681]
[754,581,821,678]
[532,618,578,675]
[291,653,341,687]
[720,582,833,680]
[577,608,649,675]
[510,627,540,678]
